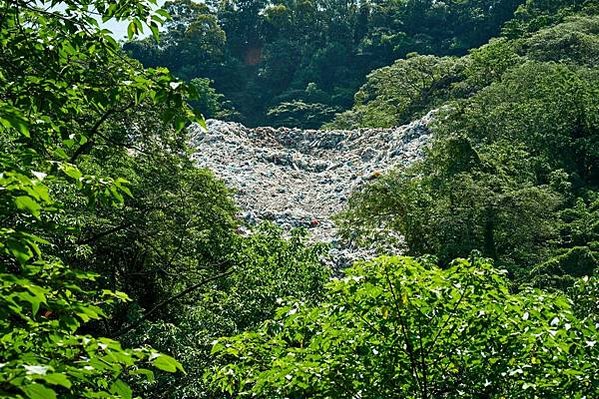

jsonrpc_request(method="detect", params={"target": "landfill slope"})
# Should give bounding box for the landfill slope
[190,112,433,265]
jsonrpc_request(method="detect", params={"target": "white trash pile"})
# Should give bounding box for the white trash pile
[190,112,434,267]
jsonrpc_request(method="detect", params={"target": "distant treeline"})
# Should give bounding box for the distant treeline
[124,0,523,127]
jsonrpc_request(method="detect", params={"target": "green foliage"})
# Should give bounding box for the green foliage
[125,0,227,78]
[189,78,239,120]
[569,275,599,323]
[338,15,599,281]
[442,62,599,181]
[209,256,599,398]
[456,37,522,93]
[0,135,185,399]
[36,81,242,399]
[0,2,334,397]
[518,14,599,66]
[338,147,562,272]
[531,246,599,288]
[68,151,239,328]
[0,0,196,396]
[125,0,525,127]
[327,55,467,129]
[119,223,331,398]
[267,101,339,129]
[331,12,599,130]
[559,196,599,248]
[0,238,169,398]
[531,196,599,288]
[502,0,594,37]
[4,1,598,397]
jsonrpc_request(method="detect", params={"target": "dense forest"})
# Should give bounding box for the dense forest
[1,0,599,398]
[124,0,523,127]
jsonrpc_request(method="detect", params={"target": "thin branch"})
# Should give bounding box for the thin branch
[70,101,135,163]
[417,321,429,398]
[77,221,134,245]
[384,268,423,396]
[111,268,234,337]
[428,287,468,355]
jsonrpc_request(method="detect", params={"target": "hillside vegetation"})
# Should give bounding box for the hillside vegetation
[337,10,599,285]
[125,0,524,127]
[1,0,599,398]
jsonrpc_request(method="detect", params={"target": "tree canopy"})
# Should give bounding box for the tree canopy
[337,13,599,284]
[0,0,197,396]
[210,256,599,398]
[2,0,599,398]
[124,0,525,127]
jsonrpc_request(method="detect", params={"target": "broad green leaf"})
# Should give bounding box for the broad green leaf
[173,116,186,132]
[60,164,82,180]
[21,384,57,399]
[155,9,171,19]
[15,196,41,218]
[150,23,160,42]
[130,368,154,382]
[43,373,72,389]
[110,379,132,399]
[127,21,137,40]
[17,291,45,314]
[6,238,34,263]
[151,354,184,373]
[1,114,30,137]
